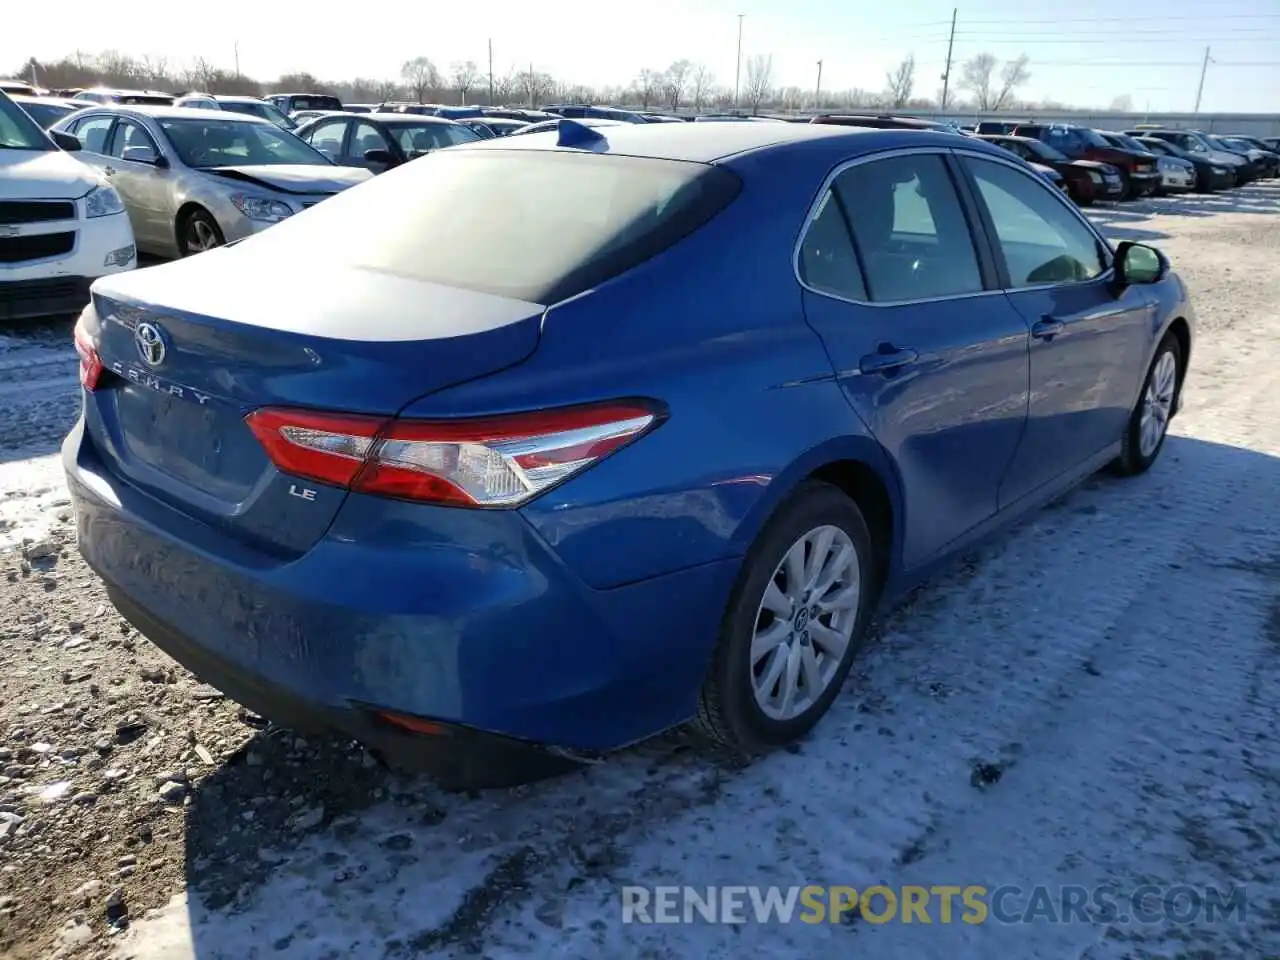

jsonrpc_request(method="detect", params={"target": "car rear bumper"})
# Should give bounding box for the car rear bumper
[64,417,735,758]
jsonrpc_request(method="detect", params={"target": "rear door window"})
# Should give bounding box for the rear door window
[832,154,984,302]
[797,190,867,301]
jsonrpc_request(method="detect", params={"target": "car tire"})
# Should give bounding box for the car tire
[1110,333,1182,477]
[694,480,877,757]
[177,208,225,257]
[1116,169,1132,200]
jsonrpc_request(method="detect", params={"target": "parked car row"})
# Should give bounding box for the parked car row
[963,119,1279,200]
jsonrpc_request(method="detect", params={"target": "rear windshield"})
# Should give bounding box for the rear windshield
[119,95,174,105]
[291,96,343,112]
[16,100,76,129]
[237,149,742,303]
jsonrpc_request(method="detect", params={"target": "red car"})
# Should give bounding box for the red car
[979,135,1124,205]
[1012,123,1160,199]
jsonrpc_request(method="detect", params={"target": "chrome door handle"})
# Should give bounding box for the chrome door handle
[859,346,919,374]
[1032,318,1065,341]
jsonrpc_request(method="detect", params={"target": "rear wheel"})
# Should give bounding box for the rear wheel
[1116,169,1132,200]
[1111,334,1182,476]
[695,481,877,756]
[178,208,225,257]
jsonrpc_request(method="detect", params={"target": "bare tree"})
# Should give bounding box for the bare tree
[517,66,554,107]
[961,53,998,111]
[662,59,692,112]
[373,79,400,101]
[184,57,217,92]
[744,54,774,114]
[691,63,713,111]
[400,56,439,103]
[1109,93,1134,112]
[275,72,322,92]
[885,54,916,109]
[635,68,661,109]
[992,54,1031,111]
[451,60,479,105]
[494,67,520,105]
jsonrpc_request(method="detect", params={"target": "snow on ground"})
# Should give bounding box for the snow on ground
[2,186,1278,960]
[0,318,78,552]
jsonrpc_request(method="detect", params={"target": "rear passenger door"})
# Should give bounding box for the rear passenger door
[798,149,1032,571]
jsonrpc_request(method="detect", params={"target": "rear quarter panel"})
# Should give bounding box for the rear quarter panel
[397,140,901,590]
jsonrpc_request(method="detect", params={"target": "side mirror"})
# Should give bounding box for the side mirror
[51,131,81,152]
[363,148,395,166]
[1114,240,1168,285]
[153,154,170,169]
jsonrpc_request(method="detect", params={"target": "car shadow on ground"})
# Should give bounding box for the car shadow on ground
[155,432,1280,959]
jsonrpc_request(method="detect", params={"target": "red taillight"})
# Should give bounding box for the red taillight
[73,320,103,392]
[245,400,662,507]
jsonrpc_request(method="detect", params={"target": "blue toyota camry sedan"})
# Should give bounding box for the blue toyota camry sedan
[65,119,1194,787]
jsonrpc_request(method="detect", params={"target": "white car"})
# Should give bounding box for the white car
[0,91,136,321]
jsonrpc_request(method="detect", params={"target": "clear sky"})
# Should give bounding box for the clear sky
[5,0,1279,112]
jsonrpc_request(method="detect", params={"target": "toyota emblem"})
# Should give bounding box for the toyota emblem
[134,322,166,367]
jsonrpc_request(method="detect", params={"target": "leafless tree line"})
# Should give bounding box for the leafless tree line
[14,48,1040,114]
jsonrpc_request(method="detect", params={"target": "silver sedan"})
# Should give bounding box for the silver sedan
[51,105,371,258]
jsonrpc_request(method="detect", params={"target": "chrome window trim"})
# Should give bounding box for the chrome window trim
[792,144,1117,309]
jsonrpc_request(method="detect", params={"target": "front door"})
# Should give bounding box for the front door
[798,149,1031,570]
[956,153,1154,507]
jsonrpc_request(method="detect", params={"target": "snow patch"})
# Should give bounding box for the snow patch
[0,453,69,553]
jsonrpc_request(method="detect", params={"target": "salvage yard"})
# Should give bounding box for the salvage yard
[1,184,1279,959]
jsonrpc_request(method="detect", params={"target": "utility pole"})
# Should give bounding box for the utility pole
[488,38,494,105]
[1193,45,1211,113]
[529,61,534,107]
[814,60,823,111]
[939,7,957,111]
[234,41,240,77]
[734,14,745,112]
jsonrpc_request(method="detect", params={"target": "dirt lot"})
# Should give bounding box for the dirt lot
[0,184,1278,960]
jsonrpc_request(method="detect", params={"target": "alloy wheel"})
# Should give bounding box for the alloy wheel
[186,217,222,254]
[750,524,861,721]
[1139,350,1178,458]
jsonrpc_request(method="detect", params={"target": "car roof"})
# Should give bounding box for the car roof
[363,113,461,125]
[213,95,269,104]
[462,119,974,164]
[73,104,269,123]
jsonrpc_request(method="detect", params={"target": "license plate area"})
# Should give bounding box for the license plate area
[114,385,266,500]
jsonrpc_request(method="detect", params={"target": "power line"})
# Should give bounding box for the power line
[954,26,1279,37]
[948,35,1280,44]
[955,12,1280,23]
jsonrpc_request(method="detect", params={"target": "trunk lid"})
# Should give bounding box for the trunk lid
[83,248,543,555]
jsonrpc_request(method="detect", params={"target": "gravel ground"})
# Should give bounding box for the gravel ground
[0,183,1277,960]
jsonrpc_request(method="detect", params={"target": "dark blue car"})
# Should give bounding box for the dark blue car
[66,120,1194,787]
